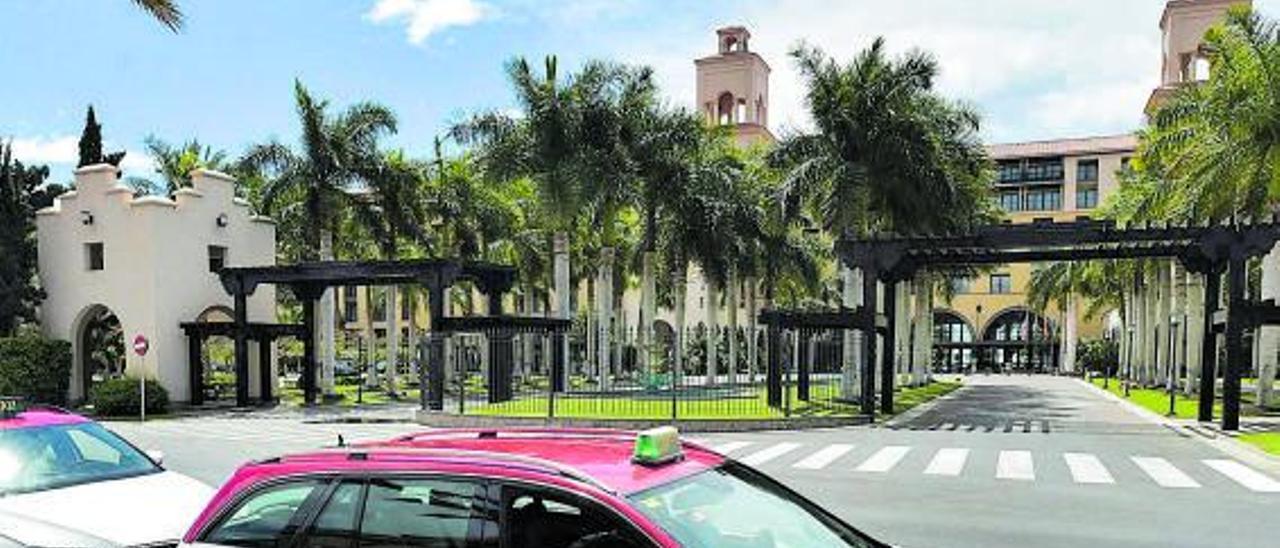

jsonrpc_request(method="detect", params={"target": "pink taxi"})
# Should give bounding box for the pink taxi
[180,427,886,547]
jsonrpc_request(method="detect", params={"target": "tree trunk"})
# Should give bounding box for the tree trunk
[640,251,656,378]
[911,278,932,386]
[1185,270,1204,395]
[1258,245,1280,407]
[1063,294,1078,374]
[597,248,615,388]
[705,275,719,387]
[746,276,758,382]
[674,265,687,377]
[586,273,597,384]
[319,231,337,396]
[406,290,419,386]
[364,286,378,388]
[553,233,571,382]
[386,285,399,392]
[726,271,739,385]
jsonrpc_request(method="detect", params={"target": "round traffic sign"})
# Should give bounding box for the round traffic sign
[133,334,150,357]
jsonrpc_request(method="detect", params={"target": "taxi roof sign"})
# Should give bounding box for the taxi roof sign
[632,426,684,466]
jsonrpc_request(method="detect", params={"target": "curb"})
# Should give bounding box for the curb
[1077,379,1280,475]
[412,410,872,433]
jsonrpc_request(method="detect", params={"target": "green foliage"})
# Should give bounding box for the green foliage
[76,106,126,168]
[132,0,183,32]
[89,377,169,416]
[0,142,46,336]
[0,333,71,406]
[1077,339,1119,374]
[127,136,229,196]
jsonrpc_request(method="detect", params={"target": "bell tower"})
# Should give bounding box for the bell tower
[1147,0,1250,111]
[695,26,774,146]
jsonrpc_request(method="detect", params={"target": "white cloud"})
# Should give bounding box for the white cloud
[8,135,79,165]
[365,0,493,45]
[1028,81,1152,136]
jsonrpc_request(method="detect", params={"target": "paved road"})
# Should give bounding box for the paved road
[106,375,1280,548]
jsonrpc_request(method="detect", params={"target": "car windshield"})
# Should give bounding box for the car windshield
[0,422,160,496]
[628,462,878,548]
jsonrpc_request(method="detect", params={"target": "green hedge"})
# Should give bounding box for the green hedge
[0,334,71,405]
[89,377,169,416]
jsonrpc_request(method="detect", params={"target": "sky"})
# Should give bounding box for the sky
[3,0,1278,183]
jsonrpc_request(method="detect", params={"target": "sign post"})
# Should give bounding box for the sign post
[133,334,150,422]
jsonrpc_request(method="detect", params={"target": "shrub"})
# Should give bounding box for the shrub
[89,377,169,416]
[0,333,71,405]
[1078,339,1119,375]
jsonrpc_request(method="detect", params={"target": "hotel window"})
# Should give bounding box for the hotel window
[85,242,104,271]
[1076,159,1099,182]
[1023,158,1064,182]
[999,191,1021,212]
[1023,188,1061,211]
[1076,185,1099,209]
[990,274,1012,294]
[208,245,227,273]
[997,161,1022,184]
[343,286,358,323]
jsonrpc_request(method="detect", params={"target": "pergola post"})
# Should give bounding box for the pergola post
[300,295,317,405]
[1198,268,1221,422]
[881,279,898,415]
[233,289,250,407]
[258,337,274,403]
[425,281,447,411]
[188,332,204,406]
[766,322,782,407]
[1223,252,1246,431]
[486,292,514,404]
[860,267,878,417]
[797,328,811,402]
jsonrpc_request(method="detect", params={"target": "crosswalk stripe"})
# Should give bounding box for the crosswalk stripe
[1063,453,1114,484]
[1131,457,1200,488]
[792,444,854,470]
[855,446,911,473]
[1202,459,1280,493]
[996,450,1035,481]
[740,443,802,466]
[713,441,753,455]
[923,448,969,476]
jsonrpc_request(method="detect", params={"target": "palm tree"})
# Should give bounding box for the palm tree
[770,39,995,398]
[132,0,182,32]
[454,56,634,385]
[239,80,397,396]
[127,137,229,195]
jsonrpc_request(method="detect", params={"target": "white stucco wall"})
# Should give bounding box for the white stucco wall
[36,164,276,402]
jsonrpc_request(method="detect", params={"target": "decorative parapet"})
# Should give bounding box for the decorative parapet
[36,163,275,224]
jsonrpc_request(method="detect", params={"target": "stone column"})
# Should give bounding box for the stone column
[1258,245,1280,407]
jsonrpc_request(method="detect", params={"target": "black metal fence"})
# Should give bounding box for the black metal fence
[424,316,862,420]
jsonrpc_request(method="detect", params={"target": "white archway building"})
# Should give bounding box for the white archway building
[36,164,277,402]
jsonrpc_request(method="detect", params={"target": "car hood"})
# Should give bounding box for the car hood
[0,471,214,546]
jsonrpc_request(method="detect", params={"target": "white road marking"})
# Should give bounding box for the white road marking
[1202,459,1280,493]
[713,441,753,455]
[1063,453,1114,484]
[1131,457,1200,488]
[855,446,911,473]
[739,443,802,466]
[923,448,969,476]
[996,450,1035,481]
[792,444,854,470]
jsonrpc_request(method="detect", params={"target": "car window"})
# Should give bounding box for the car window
[66,428,121,464]
[358,477,479,548]
[501,486,650,548]
[304,480,364,548]
[0,423,159,496]
[205,479,325,548]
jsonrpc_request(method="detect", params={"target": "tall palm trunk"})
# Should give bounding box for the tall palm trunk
[840,264,859,399]
[1258,246,1280,407]
[745,276,758,382]
[726,271,739,385]
[553,233,571,382]
[597,247,615,388]
[386,284,399,391]
[640,251,656,377]
[319,231,337,396]
[705,274,719,387]
[674,265,687,377]
[363,286,378,388]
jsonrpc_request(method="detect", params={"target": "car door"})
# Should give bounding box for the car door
[192,477,332,548]
[488,482,657,548]
[289,474,491,548]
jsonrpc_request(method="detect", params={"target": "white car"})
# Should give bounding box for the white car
[0,404,213,546]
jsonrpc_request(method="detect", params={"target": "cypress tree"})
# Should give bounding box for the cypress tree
[76,106,126,168]
[0,141,45,336]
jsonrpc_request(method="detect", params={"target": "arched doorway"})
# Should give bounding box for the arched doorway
[74,304,125,402]
[932,310,975,372]
[981,308,1058,372]
[195,306,235,402]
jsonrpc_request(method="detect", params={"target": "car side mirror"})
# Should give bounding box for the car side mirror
[146,449,165,465]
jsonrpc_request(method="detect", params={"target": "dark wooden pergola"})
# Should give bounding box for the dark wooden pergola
[179,321,306,405]
[757,308,881,410]
[838,218,1280,431]
[216,259,521,407]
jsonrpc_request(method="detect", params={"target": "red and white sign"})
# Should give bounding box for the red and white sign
[133,334,150,357]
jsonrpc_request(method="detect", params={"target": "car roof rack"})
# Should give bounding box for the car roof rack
[392,427,638,444]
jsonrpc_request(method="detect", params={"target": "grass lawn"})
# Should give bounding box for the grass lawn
[1238,432,1280,456]
[1090,377,1215,419]
[465,380,962,421]
[279,384,420,407]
